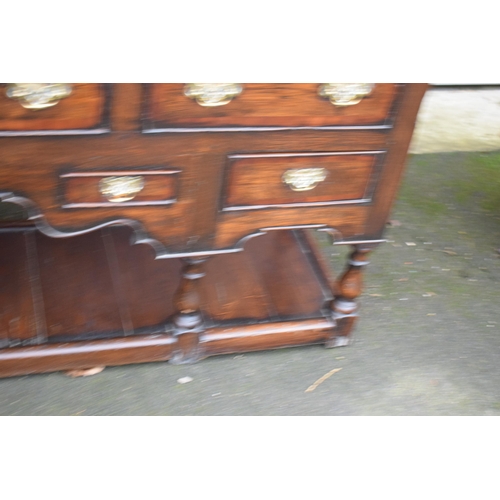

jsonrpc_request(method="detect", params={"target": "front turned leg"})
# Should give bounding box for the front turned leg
[170,257,208,364]
[327,244,373,348]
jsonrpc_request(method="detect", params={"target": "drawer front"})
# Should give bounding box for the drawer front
[0,84,107,133]
[222,152,384,212]
[145,84,399,129]
[60,169,180,208]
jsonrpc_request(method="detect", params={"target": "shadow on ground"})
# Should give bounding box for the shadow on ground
[1,152,499,415]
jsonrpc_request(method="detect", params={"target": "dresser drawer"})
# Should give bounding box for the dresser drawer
[145,84,399,129]
[0,84,107,133]
[60,169,180,208]
[222,151,384,211]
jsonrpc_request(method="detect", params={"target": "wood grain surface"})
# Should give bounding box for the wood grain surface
[0,227,336,376]
[223,152,382,210]
[0,84,107,132]
[146,84,399,128]
[0,83,428,375]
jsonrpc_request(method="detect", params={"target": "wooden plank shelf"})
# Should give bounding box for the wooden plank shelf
[0,226,341,377]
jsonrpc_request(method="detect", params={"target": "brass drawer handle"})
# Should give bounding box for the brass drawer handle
[282,168,327,192]
[318,83,374,106]
[6,83,73,110]
[184,83,243,107]
[99,176,145,202]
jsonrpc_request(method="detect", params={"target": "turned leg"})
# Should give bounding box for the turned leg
[326,244,374,348]
[170,257,207,364]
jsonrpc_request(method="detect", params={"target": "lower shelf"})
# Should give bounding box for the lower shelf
[0,225,351,377]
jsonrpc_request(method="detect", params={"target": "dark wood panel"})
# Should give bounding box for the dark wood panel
[146,84,399,128]
[0,335,176,377]
[223,152,380,210]
[106,226,181,329]
[61,169,180,208]
[203,255,277,321]
[201,241,277,322]
[0,226,334,346]
[215,205,369,249]
[0,84,107,132]
[0,227,339,376]
[0,83,428,376]
[201,319,333,356]
[245,231,328,317]
[300,229,339,296]
[0,232,38,344]
[0,129,388,253]
[109,84,143,131]
[34,230,126,338]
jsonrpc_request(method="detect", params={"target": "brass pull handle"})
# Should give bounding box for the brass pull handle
[282,168,327,192]
[184,83,243,107]
[6,83,73,110]
[318,83,374,106]
[99,176,145,203]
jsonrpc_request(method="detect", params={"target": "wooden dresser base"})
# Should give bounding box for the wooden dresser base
[0,226,363,378]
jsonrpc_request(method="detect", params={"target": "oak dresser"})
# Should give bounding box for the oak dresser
[0,83,427,377]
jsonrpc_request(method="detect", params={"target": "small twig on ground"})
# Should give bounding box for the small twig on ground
[64,366,105,378]
[305,368,342,392]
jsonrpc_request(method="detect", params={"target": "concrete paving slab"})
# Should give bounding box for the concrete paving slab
[411,88,500,153]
